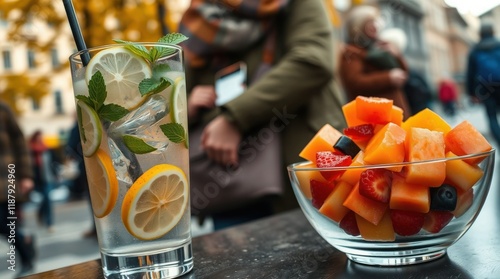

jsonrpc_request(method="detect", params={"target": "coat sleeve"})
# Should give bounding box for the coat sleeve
[338,48,398,97]
[221,0,335,134]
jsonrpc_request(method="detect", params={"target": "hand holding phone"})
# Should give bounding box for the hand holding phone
[215,62,247,106]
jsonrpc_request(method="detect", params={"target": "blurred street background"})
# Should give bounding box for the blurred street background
[2,0,500,278]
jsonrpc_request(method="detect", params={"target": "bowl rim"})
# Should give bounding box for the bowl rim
[287,148,495,172]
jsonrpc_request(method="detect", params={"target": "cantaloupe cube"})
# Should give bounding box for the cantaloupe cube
[319,181,354,222]
[295,162,328,199]
[405,127,446,186]
[356,211,395,241]
[444,120,492,165]
[452,188,474,218]
[343,183,388,225]
[445,151,484,192]
[299,124,343,162]
[356,96,394,124]
[401,108,452,135]
[364,123,406,172]
[390,174,430,213]
[390,105,404,126]
[342,99,368,127]
[339,151,366,185]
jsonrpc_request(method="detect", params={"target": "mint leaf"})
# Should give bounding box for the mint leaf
[75,95,93,109]
[122,135,157,154]
[139,77,172,96]
[113,39,151,62]
[160,123,187,146]
[151,33,188,60]
[152,63,171,80]
[88,71,106,109]
[158,33,188,45]
[98,104,129,121]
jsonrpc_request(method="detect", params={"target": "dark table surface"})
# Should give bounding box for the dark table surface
[22,173,500,279]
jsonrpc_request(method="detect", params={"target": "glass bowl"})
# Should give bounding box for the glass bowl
[287,149,495,266]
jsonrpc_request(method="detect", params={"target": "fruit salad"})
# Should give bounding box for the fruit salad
[297,96,493,241]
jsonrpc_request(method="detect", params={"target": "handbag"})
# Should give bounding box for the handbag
[189,123,285,216]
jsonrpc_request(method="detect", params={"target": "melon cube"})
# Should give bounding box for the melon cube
[356,210,395,241]
[343,183,388,225]
[405,127,446,186]
[299,124,343,162]
[319,181,354,222]
[390,174,430,213]
[452,188,474,218]
[364,123,406,172]
[401,108,452,135]
[356,96,394,124]
[339,151,366,185]
[444,120,492,165]
[342,99,368,127]
[295,162,327,199]
[445,151,484,192]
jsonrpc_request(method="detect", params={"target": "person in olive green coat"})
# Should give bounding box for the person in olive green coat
[179,0,346,223]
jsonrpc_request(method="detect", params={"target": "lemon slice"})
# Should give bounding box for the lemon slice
[170,77,187,128]
[85,149,119,218]
[122,164,188,240]
[85,47,152,110]
[77,100,102,157]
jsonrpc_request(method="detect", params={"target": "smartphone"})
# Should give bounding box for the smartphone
[214,62,247,106]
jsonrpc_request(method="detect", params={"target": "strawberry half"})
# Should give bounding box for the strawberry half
[339,211,360,236]
[310,179,335,209]
[315,151,352,181]
[390,209,425,236]
[343,124,374,142]
[423,210,454,233]
[358,169,392,203]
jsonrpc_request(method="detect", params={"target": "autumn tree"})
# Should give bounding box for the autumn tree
[0,0,175,114]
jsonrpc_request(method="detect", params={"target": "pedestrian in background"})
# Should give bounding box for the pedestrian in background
[438,77,458,116]
[29,130,55,232]
[179,0,346,229]
[0,100,36,276]
[466,22,500,144]
[338,5,411,119]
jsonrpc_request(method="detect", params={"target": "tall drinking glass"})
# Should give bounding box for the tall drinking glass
[69,43,193,278]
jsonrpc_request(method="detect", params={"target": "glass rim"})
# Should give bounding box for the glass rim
[287,148,495,172]
[69,42,182,63]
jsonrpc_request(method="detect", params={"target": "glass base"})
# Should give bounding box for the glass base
[101,241,193,278]
[346,249,446,266]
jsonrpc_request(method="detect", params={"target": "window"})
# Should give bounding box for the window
[32,98,40,111]
[27,49,36,69]
[51,48,59,68]
[54,90,63,114]
[2,50,12,70]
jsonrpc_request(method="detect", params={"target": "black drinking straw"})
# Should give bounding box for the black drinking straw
[62,0,90,66]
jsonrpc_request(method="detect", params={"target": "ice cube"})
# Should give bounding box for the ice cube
[108,138,133,184]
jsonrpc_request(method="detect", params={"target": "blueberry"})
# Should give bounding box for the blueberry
[430,184,457,211]
[334,135,360,158]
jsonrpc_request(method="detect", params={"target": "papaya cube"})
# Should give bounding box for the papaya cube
[405,127,446,186]
[445,151,484,192]
[356,210,395,241]
[390,174,430,213]
[299,124,343,162]
[319,181,354,222]
[343,183,388,225]
[342,99,368,127]
[364,123,406,172]
[355,96,394,124]
[295,163,328,199]
[339,151,366,185]
[452,188,474,218]
[401,108,452,135]
[444,120,492,165]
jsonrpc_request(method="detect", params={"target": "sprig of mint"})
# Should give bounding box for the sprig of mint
[122,135,157,154]
[114,33,188,96]
[160,123,188,148]
[76,71,129,122]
